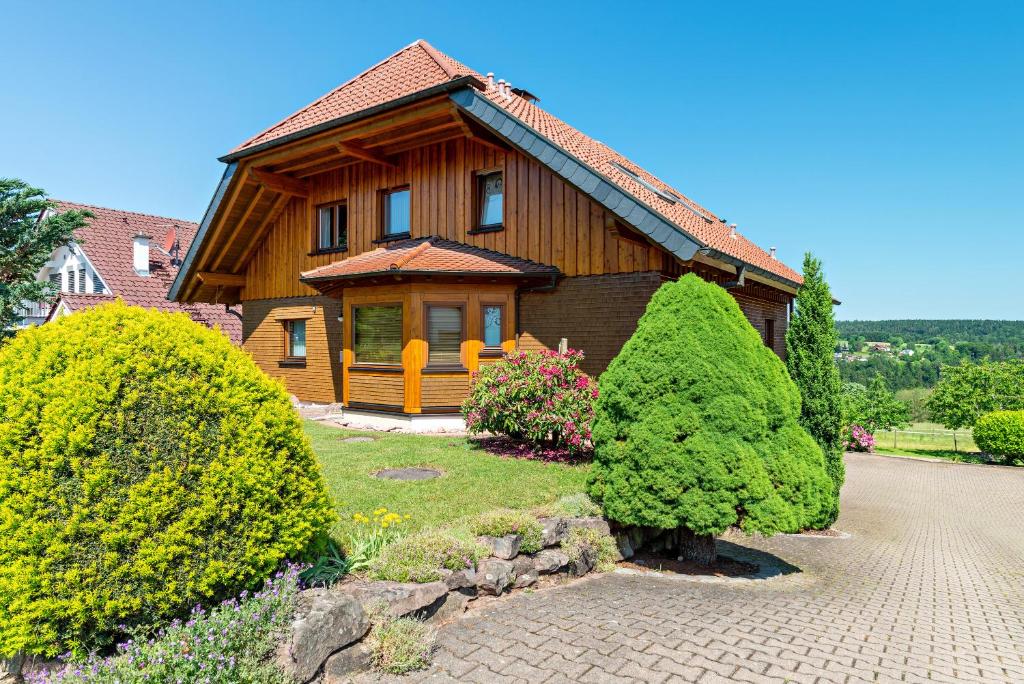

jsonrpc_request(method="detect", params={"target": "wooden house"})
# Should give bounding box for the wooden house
[170,41,803,427]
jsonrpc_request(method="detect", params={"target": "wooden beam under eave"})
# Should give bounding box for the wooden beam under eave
[250,168,309,197]
[452,110,512,153]
[235,193,290,268]
[336,142,397,168]
[209,185,265,272]
[197,271,247,288]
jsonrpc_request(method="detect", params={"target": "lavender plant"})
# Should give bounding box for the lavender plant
[28,566,302,684]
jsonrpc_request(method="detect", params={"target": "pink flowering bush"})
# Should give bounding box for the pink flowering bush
[463,349,597,457]
[843,424,875,452]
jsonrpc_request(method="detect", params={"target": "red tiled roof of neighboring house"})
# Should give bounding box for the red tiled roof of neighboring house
[232,40,800,285]
[301,236,559,281]
[53,201,242,343]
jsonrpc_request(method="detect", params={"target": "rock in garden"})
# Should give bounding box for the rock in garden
[441,568,477,590]
[512,554,536,577]
[569,546,597,577]
[322,643,372,682]
[345,580,448,619]
[480,534,521,560]
[614,533,634,560]
[514,570,539,588]
[565,516,611,536]
[426,590,472,624]
[274,589,369,684]
[533,549,569,574]
[537,517,568,546]
[475,558,516,595]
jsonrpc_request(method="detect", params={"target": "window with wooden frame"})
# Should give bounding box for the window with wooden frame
[282,319,307,365]
[764,319,776,349]
[472,170,503,232]
[425,304,465,367]
[379,186,411,240]
[353,304,403,364]
[480,303,505,357]
[316,201,348,253]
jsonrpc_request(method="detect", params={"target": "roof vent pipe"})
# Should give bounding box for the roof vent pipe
[729,223,737,239]
[486,72,494,89]
[769,247,777,260]
[133,233,152,276]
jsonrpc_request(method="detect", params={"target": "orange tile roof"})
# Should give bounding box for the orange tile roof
[232,40,800,286]
[301,236,558,282]
[53,201,242,342]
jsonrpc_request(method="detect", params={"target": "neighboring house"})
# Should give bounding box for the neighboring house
[867,341,892,353]
[25,202,241,343]
[170,40,806,425]
[899,348,914,356]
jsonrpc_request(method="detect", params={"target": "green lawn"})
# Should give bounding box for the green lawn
[305,420,590,540]
[874,421,978,454]
[871,447,989,464]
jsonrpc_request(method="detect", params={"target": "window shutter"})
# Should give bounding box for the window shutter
[93,273,104,294]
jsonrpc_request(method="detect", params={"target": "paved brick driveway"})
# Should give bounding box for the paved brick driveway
[366,453,1024,683]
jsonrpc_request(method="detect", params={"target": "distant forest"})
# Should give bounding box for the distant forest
[833,320,1024,390]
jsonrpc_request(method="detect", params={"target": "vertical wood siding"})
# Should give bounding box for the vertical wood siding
[243,138,663,300]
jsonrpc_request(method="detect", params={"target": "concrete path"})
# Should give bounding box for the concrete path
[363,453,1024,683]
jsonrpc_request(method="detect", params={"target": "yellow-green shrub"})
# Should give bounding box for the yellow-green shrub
[973,410,1024,466]
[0,302,334,657]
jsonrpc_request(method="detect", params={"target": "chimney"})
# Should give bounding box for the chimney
[133,233,152,276]
[486,72,495,89]
[769,247,777,260]
[729,223,737,239]
[497,78,505,96]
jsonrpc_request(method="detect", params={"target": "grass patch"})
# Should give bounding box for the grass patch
[366,603,435,675]
[305,420,589,541]
[874,421,978,453]
[872,447,989,464]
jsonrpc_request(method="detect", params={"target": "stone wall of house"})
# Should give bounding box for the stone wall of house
[518,271,790,377]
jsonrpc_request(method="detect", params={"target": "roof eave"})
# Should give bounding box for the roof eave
[220,75,485,163]
[448,87,802,291]
[699,248,802,292]
[300,268,559,284]
[167,162,237,302]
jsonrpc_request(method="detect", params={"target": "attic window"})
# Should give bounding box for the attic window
[610,162,678,204]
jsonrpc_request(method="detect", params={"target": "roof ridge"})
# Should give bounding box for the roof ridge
[234,40,433,152]
[54,200,198,227]
[415,39,460,80]
[389,238,433,269]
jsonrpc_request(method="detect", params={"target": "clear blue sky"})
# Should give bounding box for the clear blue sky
[3,1,1021,319]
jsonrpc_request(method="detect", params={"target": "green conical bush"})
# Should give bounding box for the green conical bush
[587,274,833,547]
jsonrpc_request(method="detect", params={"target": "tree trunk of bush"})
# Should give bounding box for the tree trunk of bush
[676,529,717,565]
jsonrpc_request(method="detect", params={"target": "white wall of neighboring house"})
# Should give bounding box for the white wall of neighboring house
[16,243,109,328]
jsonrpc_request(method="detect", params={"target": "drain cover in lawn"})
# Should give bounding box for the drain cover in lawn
[374,467,442,481]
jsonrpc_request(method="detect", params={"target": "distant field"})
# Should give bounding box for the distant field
[874,422,978,454]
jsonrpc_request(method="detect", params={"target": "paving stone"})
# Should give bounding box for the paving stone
[380,454,1024,684]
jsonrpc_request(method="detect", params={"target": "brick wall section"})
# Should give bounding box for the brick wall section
[519,273,664,377]
[242,295,343,403]
[518,272,789,377]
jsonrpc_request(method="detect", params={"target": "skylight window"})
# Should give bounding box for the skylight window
[610,161,713,223]
[610,162,678,204]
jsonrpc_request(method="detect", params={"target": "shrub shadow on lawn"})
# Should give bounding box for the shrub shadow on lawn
[468,435,593,464]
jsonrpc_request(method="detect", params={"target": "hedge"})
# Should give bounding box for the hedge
[0,302,334,656]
